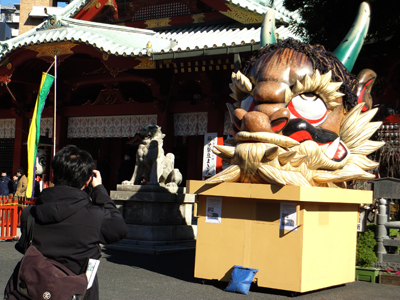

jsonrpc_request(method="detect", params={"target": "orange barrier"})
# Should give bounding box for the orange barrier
[0,196,18,240]
[17,197,36,226]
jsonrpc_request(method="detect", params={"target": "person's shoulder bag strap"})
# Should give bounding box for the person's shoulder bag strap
[15,206,35,253]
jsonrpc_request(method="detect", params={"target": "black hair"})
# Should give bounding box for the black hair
[243,38,359,111]
[51,145,94,189]
[17,167,24,175]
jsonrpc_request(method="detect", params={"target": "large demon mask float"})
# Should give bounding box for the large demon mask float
[207,2,384,188]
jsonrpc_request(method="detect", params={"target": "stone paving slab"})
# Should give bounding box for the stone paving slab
[2,241,400,300]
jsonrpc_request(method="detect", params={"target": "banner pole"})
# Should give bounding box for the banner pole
[53,55,57,157]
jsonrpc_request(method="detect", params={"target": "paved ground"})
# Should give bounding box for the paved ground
[1,240,400,300]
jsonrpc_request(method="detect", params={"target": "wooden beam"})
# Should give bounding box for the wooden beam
[120,11,227,29]
[73,0,114,21]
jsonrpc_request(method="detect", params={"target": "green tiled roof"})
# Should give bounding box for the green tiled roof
[0,0,301,61]
[0,16,175,59]
[228,0,300,24]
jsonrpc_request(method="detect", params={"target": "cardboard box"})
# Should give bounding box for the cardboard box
[187,180,373,293]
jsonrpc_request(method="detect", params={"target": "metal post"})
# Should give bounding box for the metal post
[234,53,241,72]
[376,198,388,261]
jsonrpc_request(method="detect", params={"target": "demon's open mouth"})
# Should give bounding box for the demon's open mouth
[282,119,348,162]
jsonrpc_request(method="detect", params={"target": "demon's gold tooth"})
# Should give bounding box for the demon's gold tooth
[263,146,279,161]
[235,131,300,148]
[212,148,221,156]
[323,137,340,160]
[212,149,232,161]
[290,155,307,167]
[214,145,235,158]
[278,151,297,165]
[205,165,241,184]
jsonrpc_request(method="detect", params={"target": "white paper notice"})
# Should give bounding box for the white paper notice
[280,202,298,231]
[86,259,100,289]
[206,197,222,224]
[202,133,218,180]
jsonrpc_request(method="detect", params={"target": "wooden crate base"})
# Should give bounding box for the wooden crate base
[379,274,400,286]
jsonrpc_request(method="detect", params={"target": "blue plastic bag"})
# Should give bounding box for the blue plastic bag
[225,265,259,295]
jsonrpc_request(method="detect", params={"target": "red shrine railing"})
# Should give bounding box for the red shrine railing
[0,196,37,240]
[0,196,18,240]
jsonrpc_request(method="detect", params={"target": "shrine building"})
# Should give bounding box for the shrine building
[0,0,300,190]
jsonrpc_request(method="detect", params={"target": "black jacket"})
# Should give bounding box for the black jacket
[11,179,18,195]
[17,184,127,275]
[0,176,10,196]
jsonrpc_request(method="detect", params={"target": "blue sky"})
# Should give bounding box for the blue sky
[1,0,68,7]
[1,0,20,6]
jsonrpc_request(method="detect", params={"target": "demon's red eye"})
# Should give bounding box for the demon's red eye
[287,94,328,126]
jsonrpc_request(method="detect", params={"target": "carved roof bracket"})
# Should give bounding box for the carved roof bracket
[37,15,70,31]
[26,42,76,64]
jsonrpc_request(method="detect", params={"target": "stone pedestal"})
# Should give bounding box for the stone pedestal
[108,184,197,254]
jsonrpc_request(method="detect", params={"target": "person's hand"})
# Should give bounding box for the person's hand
[92,170,102,187]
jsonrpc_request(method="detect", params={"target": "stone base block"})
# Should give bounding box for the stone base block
[126,224,197,241]
[110,184,197,254]
[122,201,194,226]
[111,184,196,226]
[104,239,196,255]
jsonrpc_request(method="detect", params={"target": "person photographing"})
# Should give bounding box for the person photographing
[5,145,128,300]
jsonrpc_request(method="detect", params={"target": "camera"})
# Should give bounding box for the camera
[84,173,95,196]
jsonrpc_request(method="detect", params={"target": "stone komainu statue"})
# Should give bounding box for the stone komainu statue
[122,124,182,187]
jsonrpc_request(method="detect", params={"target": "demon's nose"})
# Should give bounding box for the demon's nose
[240,111,273,132]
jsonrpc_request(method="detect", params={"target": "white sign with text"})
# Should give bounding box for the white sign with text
[202,132,218,180]
[206,197,222,224]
